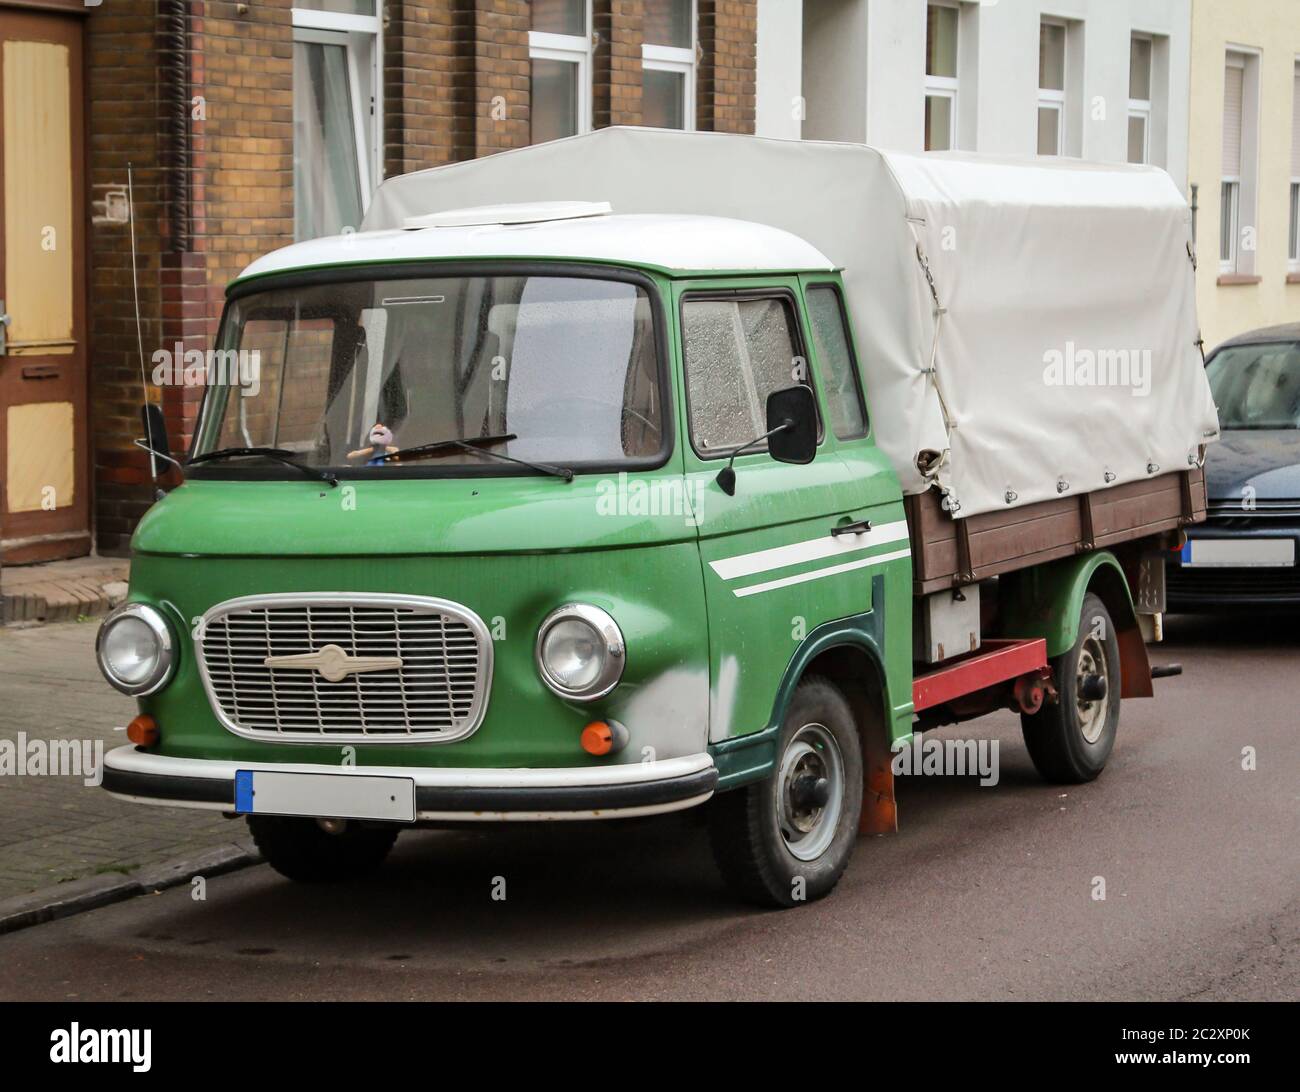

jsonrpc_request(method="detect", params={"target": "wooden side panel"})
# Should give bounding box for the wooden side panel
[966,498,1084,571]
[909,471,1198,594]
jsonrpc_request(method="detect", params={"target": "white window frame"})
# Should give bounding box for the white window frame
[1127,33,1152,165]
[641,1,697,132]
[924,1,959,151]
[1037,17,1067,156]
[291,6,383,215]
[1220,178,1240,272]
[1290,61,1300,271]
[529,1,595,138]
[1221,47,1260,276]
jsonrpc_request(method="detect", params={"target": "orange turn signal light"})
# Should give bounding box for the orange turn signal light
[581,721,614,756]
[127,714,159,747]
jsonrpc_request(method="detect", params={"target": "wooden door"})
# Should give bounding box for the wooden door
[0,9,88,564]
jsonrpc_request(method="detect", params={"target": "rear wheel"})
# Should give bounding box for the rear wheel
[1020,591,1121,783]
[248,816,399,883]
[709,676,863,908]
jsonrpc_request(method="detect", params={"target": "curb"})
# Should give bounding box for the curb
[0,842,260,937]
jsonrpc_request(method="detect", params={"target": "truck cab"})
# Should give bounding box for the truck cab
[97,202,1154,907]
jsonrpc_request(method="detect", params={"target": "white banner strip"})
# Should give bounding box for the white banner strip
[732,547,912,598]
[710,519,910,581]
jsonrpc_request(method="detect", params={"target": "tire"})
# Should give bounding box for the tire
[1020,591,1121,784]
[247,815,399,883]
[708,676,863,908]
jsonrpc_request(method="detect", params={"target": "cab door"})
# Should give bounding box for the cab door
[800,276,913,717]
[675,278,898,744]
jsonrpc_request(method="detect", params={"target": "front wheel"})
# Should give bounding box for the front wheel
[1020,591,1121,783]
[248,815,399,883]
[708,676,863,908]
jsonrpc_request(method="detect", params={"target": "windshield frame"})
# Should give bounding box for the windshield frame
[1204,338,1300,431]
[188,260,675,481]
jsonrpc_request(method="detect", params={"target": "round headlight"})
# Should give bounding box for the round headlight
[535,604,625,701]
[96,603,175,697]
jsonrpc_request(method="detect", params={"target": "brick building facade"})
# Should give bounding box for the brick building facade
[20,0,756,559]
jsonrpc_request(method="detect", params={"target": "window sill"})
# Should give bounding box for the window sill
[1216,273,1261,286]
[1286,272,1300,284]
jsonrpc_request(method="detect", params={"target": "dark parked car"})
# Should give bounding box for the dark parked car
[1167,322,1300,609]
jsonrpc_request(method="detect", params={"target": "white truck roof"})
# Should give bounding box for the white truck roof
[361,127,1220,519]
[236,210,834,282]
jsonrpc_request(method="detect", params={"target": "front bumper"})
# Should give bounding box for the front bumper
[102,745,718,821]
[1167,521,1300,608]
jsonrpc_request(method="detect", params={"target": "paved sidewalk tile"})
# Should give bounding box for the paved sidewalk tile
[0,620,239,901]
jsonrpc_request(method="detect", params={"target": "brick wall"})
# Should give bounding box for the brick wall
[594,0,644,129]
[85,0,757,553]
[697,1,756,133]
[86,2,166,554]
[468,1,532,155]
[385,1,460,175]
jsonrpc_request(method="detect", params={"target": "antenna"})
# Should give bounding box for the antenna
[127,163,160,491]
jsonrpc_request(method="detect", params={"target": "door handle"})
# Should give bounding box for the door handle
[831,519,873,537]
[0,302,10,356]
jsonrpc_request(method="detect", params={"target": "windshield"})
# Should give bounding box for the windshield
[1206,341,1300,430]
[193,271,665,473]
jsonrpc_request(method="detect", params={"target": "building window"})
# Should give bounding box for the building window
[292,1,382,241]
[1220,51,1256,273]
[924,2,959,151]
[1128,34,1152,164]
[1290,62,1300,270]
[530,0,593,143]
[642,0,696,130]
[1037,19,1066,155]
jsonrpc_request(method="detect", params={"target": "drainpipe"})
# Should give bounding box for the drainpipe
[159,1,192,252]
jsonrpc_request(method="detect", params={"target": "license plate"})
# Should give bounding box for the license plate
[235,771,416,822]
[1182,538,1296,568]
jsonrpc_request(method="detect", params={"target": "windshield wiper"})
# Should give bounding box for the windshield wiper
[374,433,574,482]
[188,446,338,487]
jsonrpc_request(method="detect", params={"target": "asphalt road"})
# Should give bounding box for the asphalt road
[0,613,1294,1001]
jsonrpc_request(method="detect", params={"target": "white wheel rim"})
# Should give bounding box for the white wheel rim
[777,722,845,862]
[1076,637,1109,745]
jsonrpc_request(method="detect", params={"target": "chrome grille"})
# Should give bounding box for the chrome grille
[196,594,492,743]
[1205,499,1300,527]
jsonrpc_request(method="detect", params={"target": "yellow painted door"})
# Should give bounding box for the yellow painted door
[0,9,88,564]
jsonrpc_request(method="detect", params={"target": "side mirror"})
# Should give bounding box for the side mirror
[141,402,172,462]
[714,385,819,496]
[766,385,817,465]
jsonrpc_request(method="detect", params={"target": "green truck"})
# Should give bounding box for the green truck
[98,134,1218,907]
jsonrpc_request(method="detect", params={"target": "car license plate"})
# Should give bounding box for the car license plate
[1182,538,1296,568]
[235,771,416,822]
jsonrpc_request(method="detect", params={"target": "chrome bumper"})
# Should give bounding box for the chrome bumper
[101,745,718,821]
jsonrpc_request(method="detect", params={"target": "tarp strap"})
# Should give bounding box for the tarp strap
[911,234,956,434]
[909,228,962,513]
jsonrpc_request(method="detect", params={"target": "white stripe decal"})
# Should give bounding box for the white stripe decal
[732,548,911,598]
[709,519,910,581]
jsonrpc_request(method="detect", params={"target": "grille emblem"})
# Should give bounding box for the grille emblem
[263,643,403,683]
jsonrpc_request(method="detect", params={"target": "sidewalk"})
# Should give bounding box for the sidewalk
[1,556,129,626]
[0,619,246,902]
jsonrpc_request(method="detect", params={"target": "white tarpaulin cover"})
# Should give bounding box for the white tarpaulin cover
[363,127,1220,517]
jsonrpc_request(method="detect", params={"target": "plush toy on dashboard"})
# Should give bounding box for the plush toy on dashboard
[347,423,399,466]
